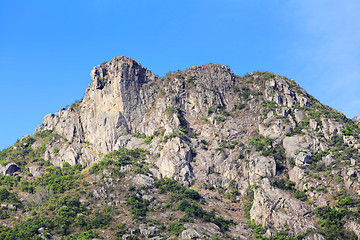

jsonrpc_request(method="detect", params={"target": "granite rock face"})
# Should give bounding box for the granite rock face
[7,56,360,238]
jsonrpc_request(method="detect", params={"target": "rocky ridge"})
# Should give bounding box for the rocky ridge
[1,56,360,239]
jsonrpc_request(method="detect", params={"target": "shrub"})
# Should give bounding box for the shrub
[314,206,357,239]
[242,187,254,219]
[236,103,245,110]
[294,190,307,201]
[155,178,201,201]
[126,194,149,220]
[207,106,215,114]
[134,132,146,139]
[247,220,267,239]
[177,200,205,218]
[272,178,307,201]
[70,230,99,239]
[225,189,238,202]
[216,116,226,122]
[134,166,150,174]
[183,189,201,201]
[53,147,60,156]
[165,106,176,115]
[167,223,184,236]
[115,223,128,238]
[102,148,147,167]
[242,87,250,99]
[90,212,113,229]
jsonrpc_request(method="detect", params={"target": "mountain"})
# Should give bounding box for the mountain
[1,56,360,239]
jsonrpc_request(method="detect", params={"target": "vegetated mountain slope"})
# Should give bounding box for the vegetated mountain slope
[1,56,360,239]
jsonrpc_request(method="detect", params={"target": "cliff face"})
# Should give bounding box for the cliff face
[40,58,264,188]
[2,56,360,239]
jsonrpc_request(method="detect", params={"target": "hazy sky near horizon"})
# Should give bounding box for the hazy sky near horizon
[1,0,360,150]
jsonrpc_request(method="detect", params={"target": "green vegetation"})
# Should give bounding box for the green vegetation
[154,178,233,232]
[165,106,176,115]
[115,223,128,238]
[0,161,83,195]
[200,139,208,150]
[69,99,82,111]
[207,104,230,119]
[236,102,246,110]
[90,148,147,175]
[246,220,267,239]
[53,147,60,156]
[262,101,278,110]
[0,148,150,239]
[98,78,105,85]
[70,230,99,239]
[249,134,286,171]
[290,119,309,136]
[333,189,360,208]
[162,130,187,142]
[315,206,357,239]
[143,130,159,145]
[167,222,184,236]
[134,132,146,138]
[242,86,250,99]
[328,134,360,161]
[306,101,360,140]
[186,75,196,85]
[155,178,201,201]
[216,116,226,122]
[272,178,307,201]
[127,194,150,220]
[306,150,329,171]
[177,199,205,218]
[207,106,215,114]
[162,107,194,142]
[0,188,22,209]
[0,192,112,239]
[242,185,255,219]
[261,71,276,80]
[177,200,233,232]
[0,130,66,171]
[134,166,150,174]
[225,189,238,202]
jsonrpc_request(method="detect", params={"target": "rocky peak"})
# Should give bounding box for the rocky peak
[89,56,155,91]
[80,57,157,153]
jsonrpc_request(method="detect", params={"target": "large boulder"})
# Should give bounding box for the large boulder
[249,155,276,183]
[283,135,314,158]
[181,229,201,240]
[131,174,154,188]
[29,166,44,178]
[156,137,194,184]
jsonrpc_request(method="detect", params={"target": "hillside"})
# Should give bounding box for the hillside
[1,56,360,239]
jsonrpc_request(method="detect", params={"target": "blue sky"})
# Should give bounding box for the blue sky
[1,0,359,150]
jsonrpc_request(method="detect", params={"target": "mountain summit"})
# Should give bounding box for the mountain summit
[1,56,360,239]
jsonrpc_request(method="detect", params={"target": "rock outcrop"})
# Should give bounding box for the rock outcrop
[0,163,20,176]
